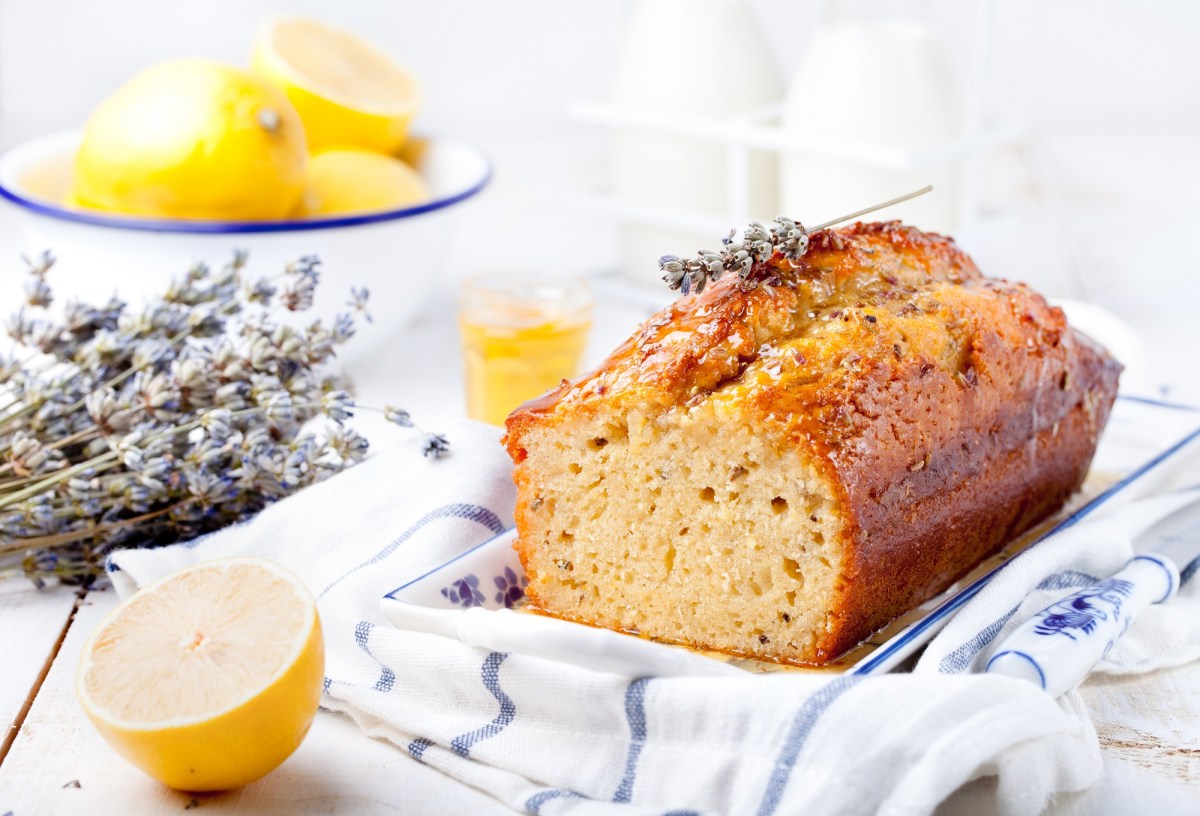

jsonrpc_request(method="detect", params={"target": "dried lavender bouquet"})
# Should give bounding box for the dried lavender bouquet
[0,251,443,587]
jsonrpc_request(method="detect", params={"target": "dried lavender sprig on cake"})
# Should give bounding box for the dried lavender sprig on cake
[659,186,934,295]
[0,252,443,587]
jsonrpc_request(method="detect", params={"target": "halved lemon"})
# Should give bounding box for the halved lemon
[252,17,422,154]
[77,558,324,791]
[297,148,431,217]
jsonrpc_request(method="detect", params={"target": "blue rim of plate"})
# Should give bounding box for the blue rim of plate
[0,142,492,235]
[383,527,517,600]
[850,393,1200,675]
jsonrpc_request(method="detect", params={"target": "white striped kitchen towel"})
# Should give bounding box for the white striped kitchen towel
[107,419,1200,816]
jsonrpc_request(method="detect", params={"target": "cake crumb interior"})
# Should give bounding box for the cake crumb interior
[518,405,843,664]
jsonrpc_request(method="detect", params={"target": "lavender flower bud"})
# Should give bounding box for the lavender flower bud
[184,464,232,502]
[422,433,450,459]
[281,277,316,312]
[249,335,278,370]
[215,382,249,411]
[200,409,234,443]
[286,256,322,281]
[139,455,173,483]
[384,405,412,427]
[281,440,318,488]
[172,357,211,394]
[0,354,18,381]
[327,426,369,464]
[333,313,356,343]
[347,287,371,324]
[270,324,303,356]
[25,276,53,308]
[744,223,770,245]
[132,371,181,419]
[322,390,354,423]
[246,278,277,306]
[187,437,230,469]
[23,251,55,277]
[122,482,155,512]
[263,392,296,427]
[229,249,249,271]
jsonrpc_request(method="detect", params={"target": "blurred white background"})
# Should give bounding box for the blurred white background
[0,0,1198,402]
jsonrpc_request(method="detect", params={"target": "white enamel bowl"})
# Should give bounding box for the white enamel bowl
[0,130,491,365]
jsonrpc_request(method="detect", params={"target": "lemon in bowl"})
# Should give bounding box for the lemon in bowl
[297,148,430,218]
[252,17,422,154]
[73,59,307,220]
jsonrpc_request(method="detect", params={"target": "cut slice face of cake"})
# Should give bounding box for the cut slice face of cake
[503,222,1120,665]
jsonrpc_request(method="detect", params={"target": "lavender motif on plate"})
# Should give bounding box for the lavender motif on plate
[1032,577,1135,640]
[493,566,527,608]
[439,567,528,610]
[440,574,485,608]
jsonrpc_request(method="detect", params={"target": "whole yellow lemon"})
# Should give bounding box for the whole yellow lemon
[296,148,430,218]
[74,59,307,220]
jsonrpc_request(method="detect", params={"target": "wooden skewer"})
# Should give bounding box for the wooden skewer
[807,185,933,233]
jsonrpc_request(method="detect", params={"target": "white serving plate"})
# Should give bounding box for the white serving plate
[382,395,1200,677]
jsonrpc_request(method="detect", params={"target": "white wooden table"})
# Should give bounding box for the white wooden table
[1,128,1199,814]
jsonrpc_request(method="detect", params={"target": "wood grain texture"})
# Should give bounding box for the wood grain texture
[1084,663,1200,792]
[939,662,1200,815]
[0,582,79,761]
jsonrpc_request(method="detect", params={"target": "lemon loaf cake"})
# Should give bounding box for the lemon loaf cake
[503,222,1120,665]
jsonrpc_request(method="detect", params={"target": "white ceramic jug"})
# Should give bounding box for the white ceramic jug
[780,17,964,235]
[609,0,782,286]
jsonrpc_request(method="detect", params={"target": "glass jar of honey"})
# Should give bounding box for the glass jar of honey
[459,274,593,426]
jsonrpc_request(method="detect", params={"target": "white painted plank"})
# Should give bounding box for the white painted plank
[938,661,1200,815]
[0,581,78,755]
[0,587,514,815]
[1070,662,1200,812]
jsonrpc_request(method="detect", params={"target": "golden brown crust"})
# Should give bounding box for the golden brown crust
[505,221,1121,663]
[506,223,979,443]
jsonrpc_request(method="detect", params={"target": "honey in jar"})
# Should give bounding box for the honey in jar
[459,274,592,426]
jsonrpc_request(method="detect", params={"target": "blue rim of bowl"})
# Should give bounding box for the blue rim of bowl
[0,141,492,235]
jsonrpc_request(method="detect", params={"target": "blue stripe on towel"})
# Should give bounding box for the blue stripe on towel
[352,620,398,693]
[755,675,865,816]
[450,652,516,756]
[613,677,651,802]
[408,737,434,761]
[318,503,505,599]
[525,789,586,813]
[937,607,1021,674]
[1181,556,1199,586]
[937,569,1101,673]
[1037,570,1101,591]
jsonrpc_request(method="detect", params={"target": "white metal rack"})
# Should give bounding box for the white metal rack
[569,0,1013,242]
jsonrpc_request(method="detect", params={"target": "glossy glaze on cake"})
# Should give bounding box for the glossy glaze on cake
[504,222,1121,665]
